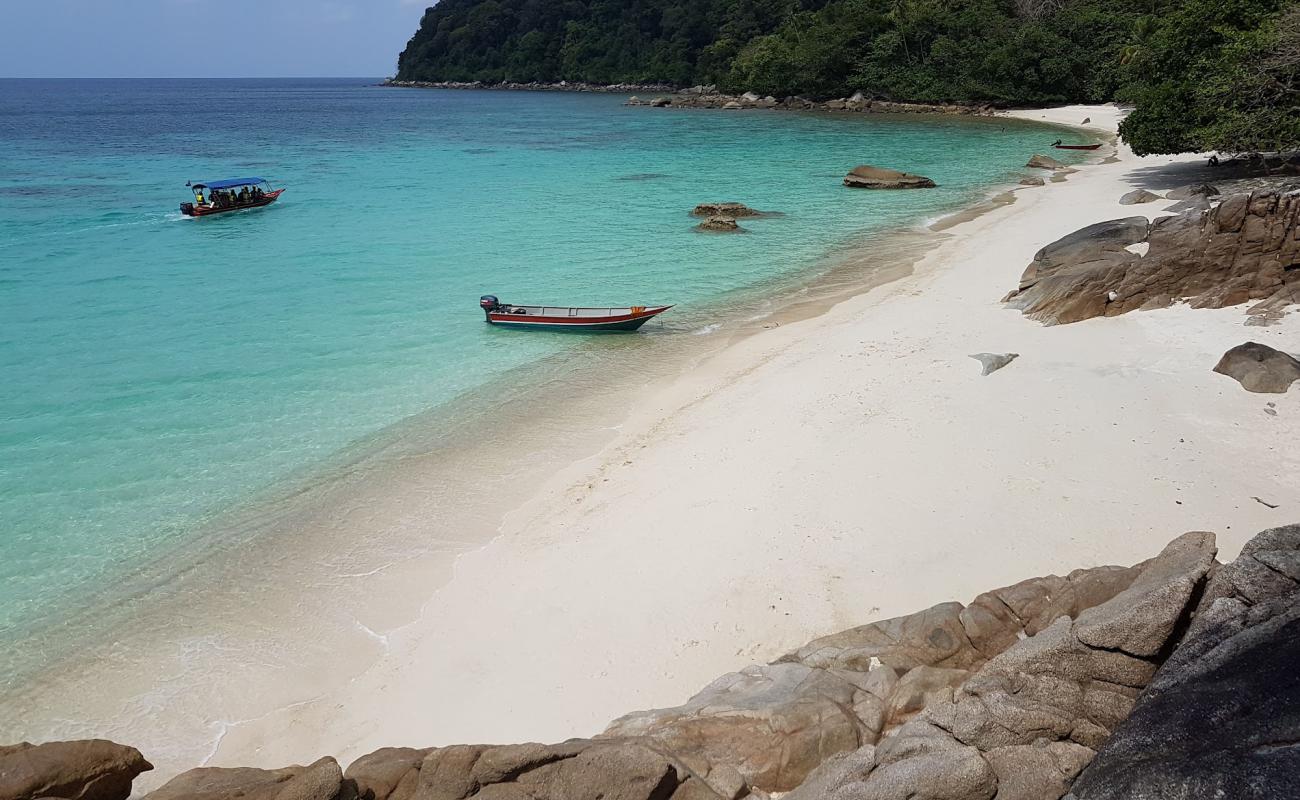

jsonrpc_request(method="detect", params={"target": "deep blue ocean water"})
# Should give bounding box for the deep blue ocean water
[0,78,1084,655]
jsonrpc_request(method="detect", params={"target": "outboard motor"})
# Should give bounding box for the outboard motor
[180,202,194,216]
[479,295,501,318]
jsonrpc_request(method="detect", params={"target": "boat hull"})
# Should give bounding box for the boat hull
[485,305,671,332]
[182,189,283,217]
[1053,144,1102,151]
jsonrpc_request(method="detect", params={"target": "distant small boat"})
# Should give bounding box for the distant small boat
[181,178,283,217]
[1052,142,1102,151]
[479,295,672,332]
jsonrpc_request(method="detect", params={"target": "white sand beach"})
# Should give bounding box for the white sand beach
[206,103,1299,771]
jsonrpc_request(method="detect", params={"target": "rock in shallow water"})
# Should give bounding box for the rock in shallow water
[695,216,744,233]
[1213,341,1300,393]
[843,165,936,189]
[690,202,772,218]
[1026,154,1065,170]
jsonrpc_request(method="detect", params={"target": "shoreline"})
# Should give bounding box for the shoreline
[7,104,1296,788]
[1,110,1055,784]
[208,103,1297,768]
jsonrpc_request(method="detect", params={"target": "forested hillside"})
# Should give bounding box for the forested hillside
[395,0,1300,155]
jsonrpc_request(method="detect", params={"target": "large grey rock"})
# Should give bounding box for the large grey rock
[144,758,344,800]
[1213,341,1300,393]
[1164,183,1219,201]
[923,533,1216,751]
[781,602,983,673]
[830,721,997,800]
[603,662,868,792]
[843,165,937,189]
[345,748,432,800]
[1069,525,1300,800]
[1118,189,1161,205]
[0,741,152,800]
[409,740,692,800]
[984,741,1094,800]
[1005,191,1300,324]
[782,562,1141,679]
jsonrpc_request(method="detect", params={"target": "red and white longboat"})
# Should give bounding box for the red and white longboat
[479,295,671,332]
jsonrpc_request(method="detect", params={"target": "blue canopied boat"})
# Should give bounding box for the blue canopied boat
[181,178,283,217]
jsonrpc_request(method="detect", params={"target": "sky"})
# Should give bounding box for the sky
[0,0,432,78]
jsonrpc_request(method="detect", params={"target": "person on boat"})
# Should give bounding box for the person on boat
[238,187,250,205]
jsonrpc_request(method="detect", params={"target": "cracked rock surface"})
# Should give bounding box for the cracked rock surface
[1067,524,1300,800]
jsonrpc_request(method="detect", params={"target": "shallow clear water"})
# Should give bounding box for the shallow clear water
[0,78,1083,652]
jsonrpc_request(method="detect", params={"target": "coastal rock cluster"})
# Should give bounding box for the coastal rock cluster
[8,525,1298,800]
[1005,189,1300,324]
[626,88,993,116]
[382,80,675,94]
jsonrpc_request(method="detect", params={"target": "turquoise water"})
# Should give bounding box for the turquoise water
[0,79,1083,653]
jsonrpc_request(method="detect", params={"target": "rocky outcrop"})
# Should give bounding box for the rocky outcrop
[1026,155,1065,170]
[1005,190,1300,324]
[1118,189,1161,205]
[690,203,773,218]
[844,165,937,189]
[344,748,432,800]
[1019,177,1045,187]
[624,91,991,115]
[604,662,870,792]
[13,527,1297,800]
[0,741,152,800]
[695,216,744,233]
[776,532,1216,800]
[143,758,345,800]
[1213,341,1300,393]
[1069,525,1300,799]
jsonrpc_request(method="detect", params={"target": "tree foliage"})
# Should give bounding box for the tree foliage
[1118,0,1300,154]
[395,0,1300,155]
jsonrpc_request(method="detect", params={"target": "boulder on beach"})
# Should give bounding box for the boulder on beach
[695,216,744,233]
[690,202,772,218]
[1165,183,1219,201]
[1119,188,1162,205]
[142,758,343,800]
[0,741,153,800]
[1026,154,1065,169]
[721,101,742,110]
[969,353,1019,375]
[1019,176,1045,187]
[844,165,936,189]
[1005,190,1300,324]
[1213,341,1300,393]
